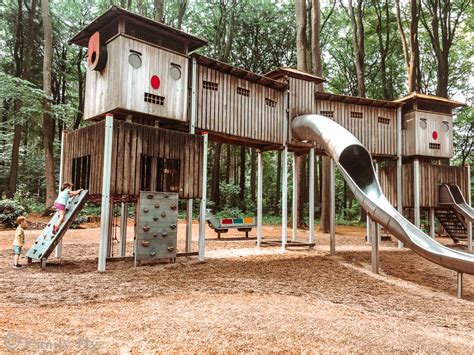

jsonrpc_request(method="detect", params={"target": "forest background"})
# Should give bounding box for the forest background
[0,0,472,229]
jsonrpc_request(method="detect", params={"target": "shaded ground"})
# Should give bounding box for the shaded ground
[1,221,473,352]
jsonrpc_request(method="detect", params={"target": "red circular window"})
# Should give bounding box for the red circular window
[432,130,438,140]
[151,75,160,90]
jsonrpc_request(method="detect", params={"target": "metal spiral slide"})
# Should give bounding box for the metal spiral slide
[292,114,474,275]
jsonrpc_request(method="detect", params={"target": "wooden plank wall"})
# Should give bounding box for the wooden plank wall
[316,100,397,157]
[111,120,203,199]
[62,121,106,195]
[84,36,189,122]
[379,163,469,208]
[195,64,284,145]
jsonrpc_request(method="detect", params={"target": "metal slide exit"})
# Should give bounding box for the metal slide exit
[439,184,474,222]
[291,114,474,275]
[26,190,89,267]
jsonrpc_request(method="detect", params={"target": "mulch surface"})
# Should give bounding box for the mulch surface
[1,222,473,352]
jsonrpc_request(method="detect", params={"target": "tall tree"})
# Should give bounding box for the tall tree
[395,0,420,93]
[419,0,470,98]
[295,0,309,228]
[41,0,56,207]
[347,0,366,97]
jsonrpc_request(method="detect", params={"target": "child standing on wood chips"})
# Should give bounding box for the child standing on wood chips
[52,182,83,234]
[12,216,27,269]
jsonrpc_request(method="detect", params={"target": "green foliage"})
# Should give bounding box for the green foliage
[12,184,44,213]
[0,199,26,228]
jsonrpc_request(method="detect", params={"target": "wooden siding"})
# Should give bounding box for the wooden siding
[84,36,189,122]
[287,77,316,142]
[379,163,469,208]
[402,110,453,158]
[62,120,203,199]
[63,121,106,195]
[315,100,397,157]
[195,64,284,145]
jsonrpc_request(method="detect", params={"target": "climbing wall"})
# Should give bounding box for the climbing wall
[134,191,178,265]
[26,190,89,267]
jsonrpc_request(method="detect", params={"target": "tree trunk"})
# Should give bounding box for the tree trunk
[239,147,246,209]
[275,150,282,214]
[225,145,231,184]
[311,0,323,91]
[176,0,187,29]
[320,156,331,232]
[250,149,256,203]
[295,0,308,72]
[348,0,366,97]
[408,0,419,93]
[211,143,222,209]
[154,0,164,22]
[41,0,56,207]
[296,155,307,228]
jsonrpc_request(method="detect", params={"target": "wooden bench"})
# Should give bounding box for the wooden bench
[206,211,257,239]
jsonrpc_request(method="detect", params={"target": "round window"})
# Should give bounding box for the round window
[128,53,142,69]
[442,121,449,132]
[419,118,427,129]
[170,66,181,80]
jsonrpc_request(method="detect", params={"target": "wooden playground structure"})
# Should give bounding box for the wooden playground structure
[27,7,471,293]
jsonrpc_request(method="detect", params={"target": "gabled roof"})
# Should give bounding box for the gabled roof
[265,67,325,84]
[69,5,207,51]
[192,54,288,91]
[394,92,467,109]
[315,91,403,108]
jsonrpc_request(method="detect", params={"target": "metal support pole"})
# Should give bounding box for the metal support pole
[257,150,263,247]
[429,207,435,239]
[375,162,381,244]
[282,147,288,250]
[292,152,298,241]
[396,107,404,249]
[309,147,315,244]
[467,165,472,253]
[457,272,463,299]
[98,114,114,272]
[119,202,127,257]
[413,158,421,228]
[371,221,379,274]
[186,200,193,252]
[330,158,336,255]
[186,57,198,254]
[198,132,209,261]
[55,130,67,258]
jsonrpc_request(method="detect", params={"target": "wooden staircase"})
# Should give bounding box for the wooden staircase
[435,208,470,243]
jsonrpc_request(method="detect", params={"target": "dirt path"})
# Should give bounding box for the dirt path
[1,223,473,352]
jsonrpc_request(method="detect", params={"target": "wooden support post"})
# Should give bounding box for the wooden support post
[309,147,315,244]
[457,272,463,299]
[292,152,298,241]
[282,146,288,250]
[55,130,67,258]
[330,158,336,255]
[396,107,404,249]
[119,202,127,257]
[366,215,371,244]
[257,150,263,247]
[429,207,436,239]
[198,132,209,261]
[187,56,198,253]
[413,158,421,228]
[98,114,114,272]
[372,220,380,274]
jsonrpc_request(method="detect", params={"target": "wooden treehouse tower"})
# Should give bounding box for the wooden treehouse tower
[58,6,471,272]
